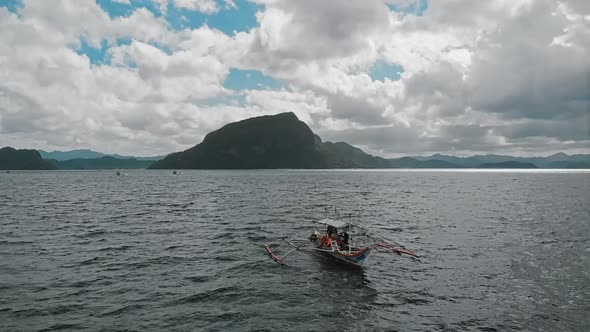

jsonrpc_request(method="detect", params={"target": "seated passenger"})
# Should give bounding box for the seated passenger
[327,225,338,237]
[338,232,349,250]
[319,234,329,247]
[342,232,349,245]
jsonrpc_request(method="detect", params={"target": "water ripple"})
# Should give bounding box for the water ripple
[0,170,588,331]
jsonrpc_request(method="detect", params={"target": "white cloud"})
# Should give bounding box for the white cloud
[172,0,219,14]
[153,0,226,14]
[0,0,588,156]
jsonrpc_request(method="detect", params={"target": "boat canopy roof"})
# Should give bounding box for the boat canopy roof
[316,218,349,228]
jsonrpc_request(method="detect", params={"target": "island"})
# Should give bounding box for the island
[149,112,389,169]
[0,147,57,170]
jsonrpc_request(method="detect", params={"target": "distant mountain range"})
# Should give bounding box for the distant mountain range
[38,149,163,161]
[149,112,589,169]
[52,156,155,169]
[1,148,158,170]
[1,113,589,170]
[411,152,590,168]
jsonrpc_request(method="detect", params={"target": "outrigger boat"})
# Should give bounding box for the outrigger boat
[264,216,418,268]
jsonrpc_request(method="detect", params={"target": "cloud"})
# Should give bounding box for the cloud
[254,0,389,60]
[0,0,588,157]
[171,0,219,14]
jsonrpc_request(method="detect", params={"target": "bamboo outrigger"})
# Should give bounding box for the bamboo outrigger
[264,212,418,268]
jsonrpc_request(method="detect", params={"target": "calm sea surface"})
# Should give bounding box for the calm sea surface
[0,170,588,331]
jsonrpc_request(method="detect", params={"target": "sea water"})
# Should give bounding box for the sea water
[1,169,588,331]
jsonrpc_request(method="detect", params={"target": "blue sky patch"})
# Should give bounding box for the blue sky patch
[370,61,404,81]
[96,0,260,35]
[0,0,23,13]
[165,0,260,35]
[224,69,286,91]
[387,0,428,16]
[75,37,132,65]
[96,0,135,18]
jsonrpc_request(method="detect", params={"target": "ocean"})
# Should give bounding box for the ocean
[1,169,588,331]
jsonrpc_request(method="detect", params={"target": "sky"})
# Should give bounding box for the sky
[0,0,588,157]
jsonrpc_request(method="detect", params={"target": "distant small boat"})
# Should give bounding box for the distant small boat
[116,171,121,176]
[172,170,177,175]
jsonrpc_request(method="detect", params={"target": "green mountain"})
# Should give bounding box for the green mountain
[320,140,389,168]
[412,154,481,167]
[0,147,57,170]
[151,112,326,169]
[478,161,537,168]
[413,153,590,168]
[151,112,400,169]
[54,156,154,169]
[388,157,461,168]
[543,161,590,168]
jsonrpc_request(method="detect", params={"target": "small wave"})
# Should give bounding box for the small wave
[185,275,212,283]
[74,230,106,238]
[172,285,241,305]
[12,303,85,318]
[97,304,144,317]
[77,256,103,266]
[132,211,151,216]
[477,327,499,332]
[38,323,81,331]
[208,233,237,240]
[108,214,130,220]
[246,235,267,242]
[0,240,33,245]
[377,226,404,232]
[212,255,240,262]
[439,246,458,251]
[225,261,266,273]
[96,245,133,252]
[402,297,431,305]
[12,308,44,318]
[48,304,87,315]
[122,255,195,269]
[69,278,103,288]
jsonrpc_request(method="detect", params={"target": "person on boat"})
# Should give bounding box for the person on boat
[319,227,337,249]
[319,233,334,248]
[319,233,329,248]
[338,231,349,250]
[317,225,335,249]
[326,236,333,248]
[327,225,337,237]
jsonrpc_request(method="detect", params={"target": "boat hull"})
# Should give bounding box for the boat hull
[319,247,372,267]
